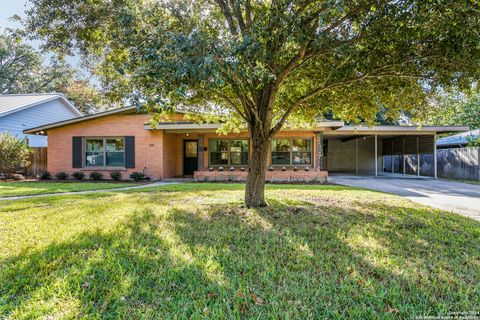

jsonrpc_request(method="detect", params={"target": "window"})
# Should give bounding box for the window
[209,139,248,165]
[271,139,291,165]
[85,138,125,167]
[185,141,198,157]
[271,138,311,165]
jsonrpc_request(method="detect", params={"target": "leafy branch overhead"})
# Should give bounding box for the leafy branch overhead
[24,0,480,130]
[23,0,480,206]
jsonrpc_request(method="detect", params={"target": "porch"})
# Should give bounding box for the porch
[158,124,456,182]
[161,130,328,182]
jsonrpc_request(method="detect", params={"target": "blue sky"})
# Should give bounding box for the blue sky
[0,0,28,31]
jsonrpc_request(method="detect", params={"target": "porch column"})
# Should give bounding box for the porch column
[374,134,378,177]
[314,132,324,171]
[403,137,406,175]
[198,134,204,171]
[433,134,437,179]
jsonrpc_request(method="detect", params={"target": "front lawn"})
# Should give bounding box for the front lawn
[0,181,139,197]
[0,183,478,319]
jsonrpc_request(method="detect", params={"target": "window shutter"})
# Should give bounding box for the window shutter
[125,136,135,168]
[72,137,83,168]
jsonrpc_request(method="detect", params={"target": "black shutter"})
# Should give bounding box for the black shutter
[125,136,135,168]
[72,137,83,168]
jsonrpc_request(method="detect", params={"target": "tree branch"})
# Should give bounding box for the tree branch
[214,0,238,36]
[198,87,248,121]
[275,41,308,87]
[269,68,436,136]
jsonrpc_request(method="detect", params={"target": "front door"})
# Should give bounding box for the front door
[183,140,198,175]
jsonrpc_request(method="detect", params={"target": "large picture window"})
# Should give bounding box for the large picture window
[271,138,312,165]
[85,138,125,167]
[209,139,249,166]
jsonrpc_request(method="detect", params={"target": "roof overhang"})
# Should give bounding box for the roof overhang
[145,120,345,133]
[24,106,139,134]
[327,125,470,136]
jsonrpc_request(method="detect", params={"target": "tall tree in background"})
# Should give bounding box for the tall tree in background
[0,32,74,94]
[0,32,108,114]
[24,0,480,207]
[426,93,480,130]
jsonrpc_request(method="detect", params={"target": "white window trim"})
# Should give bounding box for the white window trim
[271,138,312,166]
[208,138,249,166]
[84,137,125,168]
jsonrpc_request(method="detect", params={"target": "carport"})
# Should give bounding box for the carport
[323,126,469,178]
[382,135,436,178]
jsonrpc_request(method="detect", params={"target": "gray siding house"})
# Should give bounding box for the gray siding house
[0,94,82,147]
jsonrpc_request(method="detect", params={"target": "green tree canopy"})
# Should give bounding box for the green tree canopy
[0,32,74,94]
[0,32,112,114]
[23,0,480,206]
[425,93,480,130]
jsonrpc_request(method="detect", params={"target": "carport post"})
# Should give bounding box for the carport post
[355,138,358,175]
[391,141,394,173]
[417,136,420,176]
[433,134,437,179]
[374,134,378,177]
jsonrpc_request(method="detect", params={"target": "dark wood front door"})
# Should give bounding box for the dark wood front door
[183,140,198,175]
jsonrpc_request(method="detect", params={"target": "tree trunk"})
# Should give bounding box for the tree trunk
[245,125,270,207]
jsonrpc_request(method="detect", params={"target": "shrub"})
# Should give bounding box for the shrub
[39,171,51,180]
[72,171,85,180]
[55,172,69,180]
[12,174,24,180]
[89,171,103,181]
[110,170,122,181]
[0,133,32,179]
[129,171,145,182]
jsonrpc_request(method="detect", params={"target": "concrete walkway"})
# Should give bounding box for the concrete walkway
[329,173,480,221]
[0,181,176,201]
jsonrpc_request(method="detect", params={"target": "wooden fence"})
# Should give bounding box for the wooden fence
[25,147,47,177]
[383,146,480,180]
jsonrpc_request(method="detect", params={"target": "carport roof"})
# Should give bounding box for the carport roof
[330,125,469,135]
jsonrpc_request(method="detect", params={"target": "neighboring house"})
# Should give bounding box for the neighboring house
[24,107,468,180]
[436,129,480,149]
[0,94,82,147]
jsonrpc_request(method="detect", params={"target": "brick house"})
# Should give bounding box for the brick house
[24,107,468,181]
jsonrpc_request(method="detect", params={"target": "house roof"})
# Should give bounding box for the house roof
[0,93,83,118]
[331,125,469,134]
[24,104,470,136]
[436,129,479,147]
[24,106,140,134]
[145,120,346,132]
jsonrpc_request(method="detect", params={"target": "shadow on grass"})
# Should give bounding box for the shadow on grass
[1,187,479,319]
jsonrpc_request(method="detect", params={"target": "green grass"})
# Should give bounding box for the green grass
[0,181,139,197]
[0,183,479,319]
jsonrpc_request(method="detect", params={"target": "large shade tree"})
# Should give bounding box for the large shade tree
[24,0,480,207]
[0,32,74,94]
[0,32,112,114]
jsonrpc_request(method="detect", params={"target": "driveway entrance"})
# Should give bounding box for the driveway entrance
[329,173,480,220]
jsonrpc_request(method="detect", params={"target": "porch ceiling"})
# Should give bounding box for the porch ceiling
[145,120,345,133]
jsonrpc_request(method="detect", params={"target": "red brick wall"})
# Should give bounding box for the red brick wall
[46,112,323,180]
[194,170,328,183]
[47,114,166,180]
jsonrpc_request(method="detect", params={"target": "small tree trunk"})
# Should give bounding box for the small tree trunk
[245,126,270,207]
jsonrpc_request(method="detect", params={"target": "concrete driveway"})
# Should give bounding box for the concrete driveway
[329,173,480,221]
